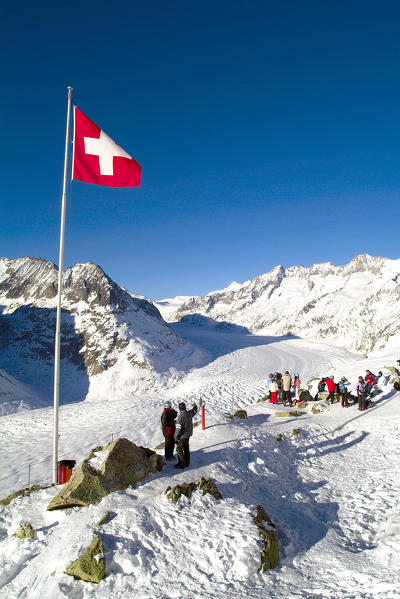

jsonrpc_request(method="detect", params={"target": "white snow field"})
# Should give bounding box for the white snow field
[0,326,400,599]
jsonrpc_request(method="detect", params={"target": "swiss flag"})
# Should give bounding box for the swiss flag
[72,106,141,187]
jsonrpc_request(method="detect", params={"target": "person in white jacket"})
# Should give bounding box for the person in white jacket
[268,379,279,404]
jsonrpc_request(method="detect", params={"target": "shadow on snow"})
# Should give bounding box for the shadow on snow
[172,316,301,363]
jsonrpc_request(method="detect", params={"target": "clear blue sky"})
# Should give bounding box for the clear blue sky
[2,1,399,299]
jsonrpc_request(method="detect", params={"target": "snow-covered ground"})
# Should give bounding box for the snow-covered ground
[0,326,399,598]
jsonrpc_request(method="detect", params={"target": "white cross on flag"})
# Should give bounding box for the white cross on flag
[72,106,141,187]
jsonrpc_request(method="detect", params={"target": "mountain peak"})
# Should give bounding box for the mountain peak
[165,254,400,354]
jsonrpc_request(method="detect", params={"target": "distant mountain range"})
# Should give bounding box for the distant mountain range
[1,254,399,415]
[154,254,400,355]
[0,257,204,414]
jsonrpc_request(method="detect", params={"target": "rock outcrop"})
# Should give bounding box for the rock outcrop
[274,411,302,418]
[47,438,164,511]
[228,409,248,420]
[298,390,313,403]
[0,484,47,506]
[165,477,223,503]
[156,255,400,355]
[65,534,105,583]
[0,257,203,414]
[13,522,35,539]
[253,505,279,571]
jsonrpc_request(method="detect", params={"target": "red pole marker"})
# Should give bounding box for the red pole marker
[201,404,206,430]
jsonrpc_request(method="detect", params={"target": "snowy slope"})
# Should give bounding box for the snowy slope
[0,326,399,598]
[159,255,400,355]
[0,368,43,417]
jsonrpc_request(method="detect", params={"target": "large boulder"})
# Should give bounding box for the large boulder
[298,390,313,403]
[47,438,164,511]
[385,365,399,376]
[65,534,105,583]
[390,374,400,387]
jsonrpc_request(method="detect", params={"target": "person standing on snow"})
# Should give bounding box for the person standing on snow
[314,377,327,400]
[174,401,198,469]
[338,377,351,408]
[281,371,292,406]
[356,376,368,411]
[268,378,279,404]
[375,371,384,393]
[293,373,301,402]
[364,370,376,396]
[161,401,177,461]
[325,376,336,403]
[266,373,274,400]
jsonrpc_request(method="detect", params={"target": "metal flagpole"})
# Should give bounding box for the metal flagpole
[53,86,73,484]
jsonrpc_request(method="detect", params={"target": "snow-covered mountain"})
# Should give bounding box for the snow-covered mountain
[2,254,399,416]
[0,257,205,414]
[155,255,400,355]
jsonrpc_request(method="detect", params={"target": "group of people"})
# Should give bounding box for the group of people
[311,370,384,411]
[355,370,384,411]
[315,375,353,407]
[161,370,385,466]
[161,400,198,468]
[266,371,301,406]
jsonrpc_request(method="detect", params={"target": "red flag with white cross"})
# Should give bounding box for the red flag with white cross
[72,106,141,187]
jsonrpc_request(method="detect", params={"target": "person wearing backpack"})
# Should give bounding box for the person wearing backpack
[338,377,350,408]
[356,376,367,411]
[161,401,178,461]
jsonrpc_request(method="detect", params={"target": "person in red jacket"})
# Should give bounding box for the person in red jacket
[161,401,177,461]
[364,370,377,395]
[325,376,336,403]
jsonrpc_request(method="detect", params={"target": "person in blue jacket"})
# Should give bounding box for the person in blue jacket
[338,377,351,407]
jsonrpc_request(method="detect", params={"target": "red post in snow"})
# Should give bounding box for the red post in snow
[201,404,205,430]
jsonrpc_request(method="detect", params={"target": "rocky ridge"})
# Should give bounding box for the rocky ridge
[155,255,400,354]
[0,257,204,413]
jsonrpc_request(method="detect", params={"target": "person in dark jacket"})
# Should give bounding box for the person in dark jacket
[338,377,350,408]
[281,371,292,406]
[356,376,367,411]
[174,401,198,469]
[161,401,177,461]
[314,377,327,400]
